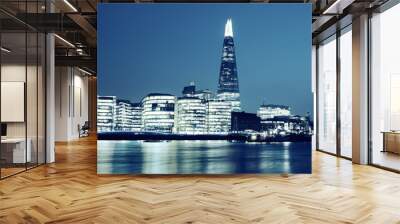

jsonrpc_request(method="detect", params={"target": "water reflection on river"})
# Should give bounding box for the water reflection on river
[97,140,311,174]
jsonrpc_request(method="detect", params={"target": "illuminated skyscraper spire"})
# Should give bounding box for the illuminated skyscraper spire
[224,18,233,37]
[217,18,241,112]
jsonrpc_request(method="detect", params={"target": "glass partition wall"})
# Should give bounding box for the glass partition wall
[316,25,353,159]
[317,35,337,155]
[339,26,352,159]
[316,0,400,171]
[370,3,400,171]
[0,3,46,179]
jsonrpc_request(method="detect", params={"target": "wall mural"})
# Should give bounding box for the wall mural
[97,3,312,174]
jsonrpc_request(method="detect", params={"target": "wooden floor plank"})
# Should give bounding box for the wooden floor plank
[0,136,400,223]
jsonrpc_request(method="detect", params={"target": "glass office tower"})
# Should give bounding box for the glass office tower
[174,97,206,134]
[142,93,176,133]
[258,104,291,135]
[131,103,143,132]
[217,18,241,112]
[206,99,232,134]
[97,96,117,132]
[257,104,291,120]
[97,96,143,132]
[115,99,135,131]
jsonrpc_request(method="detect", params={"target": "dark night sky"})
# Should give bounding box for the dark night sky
[98,3,312,116]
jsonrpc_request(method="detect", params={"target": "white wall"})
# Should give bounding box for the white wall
[55,67,89,141]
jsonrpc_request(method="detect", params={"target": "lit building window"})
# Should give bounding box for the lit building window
[206,99,232,134]
[142,93,176,133]
[97,96,117,132]
[257,104,291,120]
[131,103,143,132]
[174,97,206,134]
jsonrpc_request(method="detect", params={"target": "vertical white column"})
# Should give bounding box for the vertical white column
[46,33,55,163]
[45,1,55,163]
[352,14,369,164]
[54,67,73,141]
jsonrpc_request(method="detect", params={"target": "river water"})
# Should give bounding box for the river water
[97,140,311,174]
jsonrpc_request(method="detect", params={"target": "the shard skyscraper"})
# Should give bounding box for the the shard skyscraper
[217,18,241,112]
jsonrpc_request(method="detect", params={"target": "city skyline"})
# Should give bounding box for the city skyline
[97,91,312,136]
[97,4,312,175]
[98,4,312,116]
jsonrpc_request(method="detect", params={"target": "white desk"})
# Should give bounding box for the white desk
[1,138,31,163]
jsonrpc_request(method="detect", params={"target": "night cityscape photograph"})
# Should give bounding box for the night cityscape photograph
[97,3,312,174]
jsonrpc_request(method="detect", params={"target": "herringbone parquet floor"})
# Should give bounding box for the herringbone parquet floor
[1,136,400,224]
